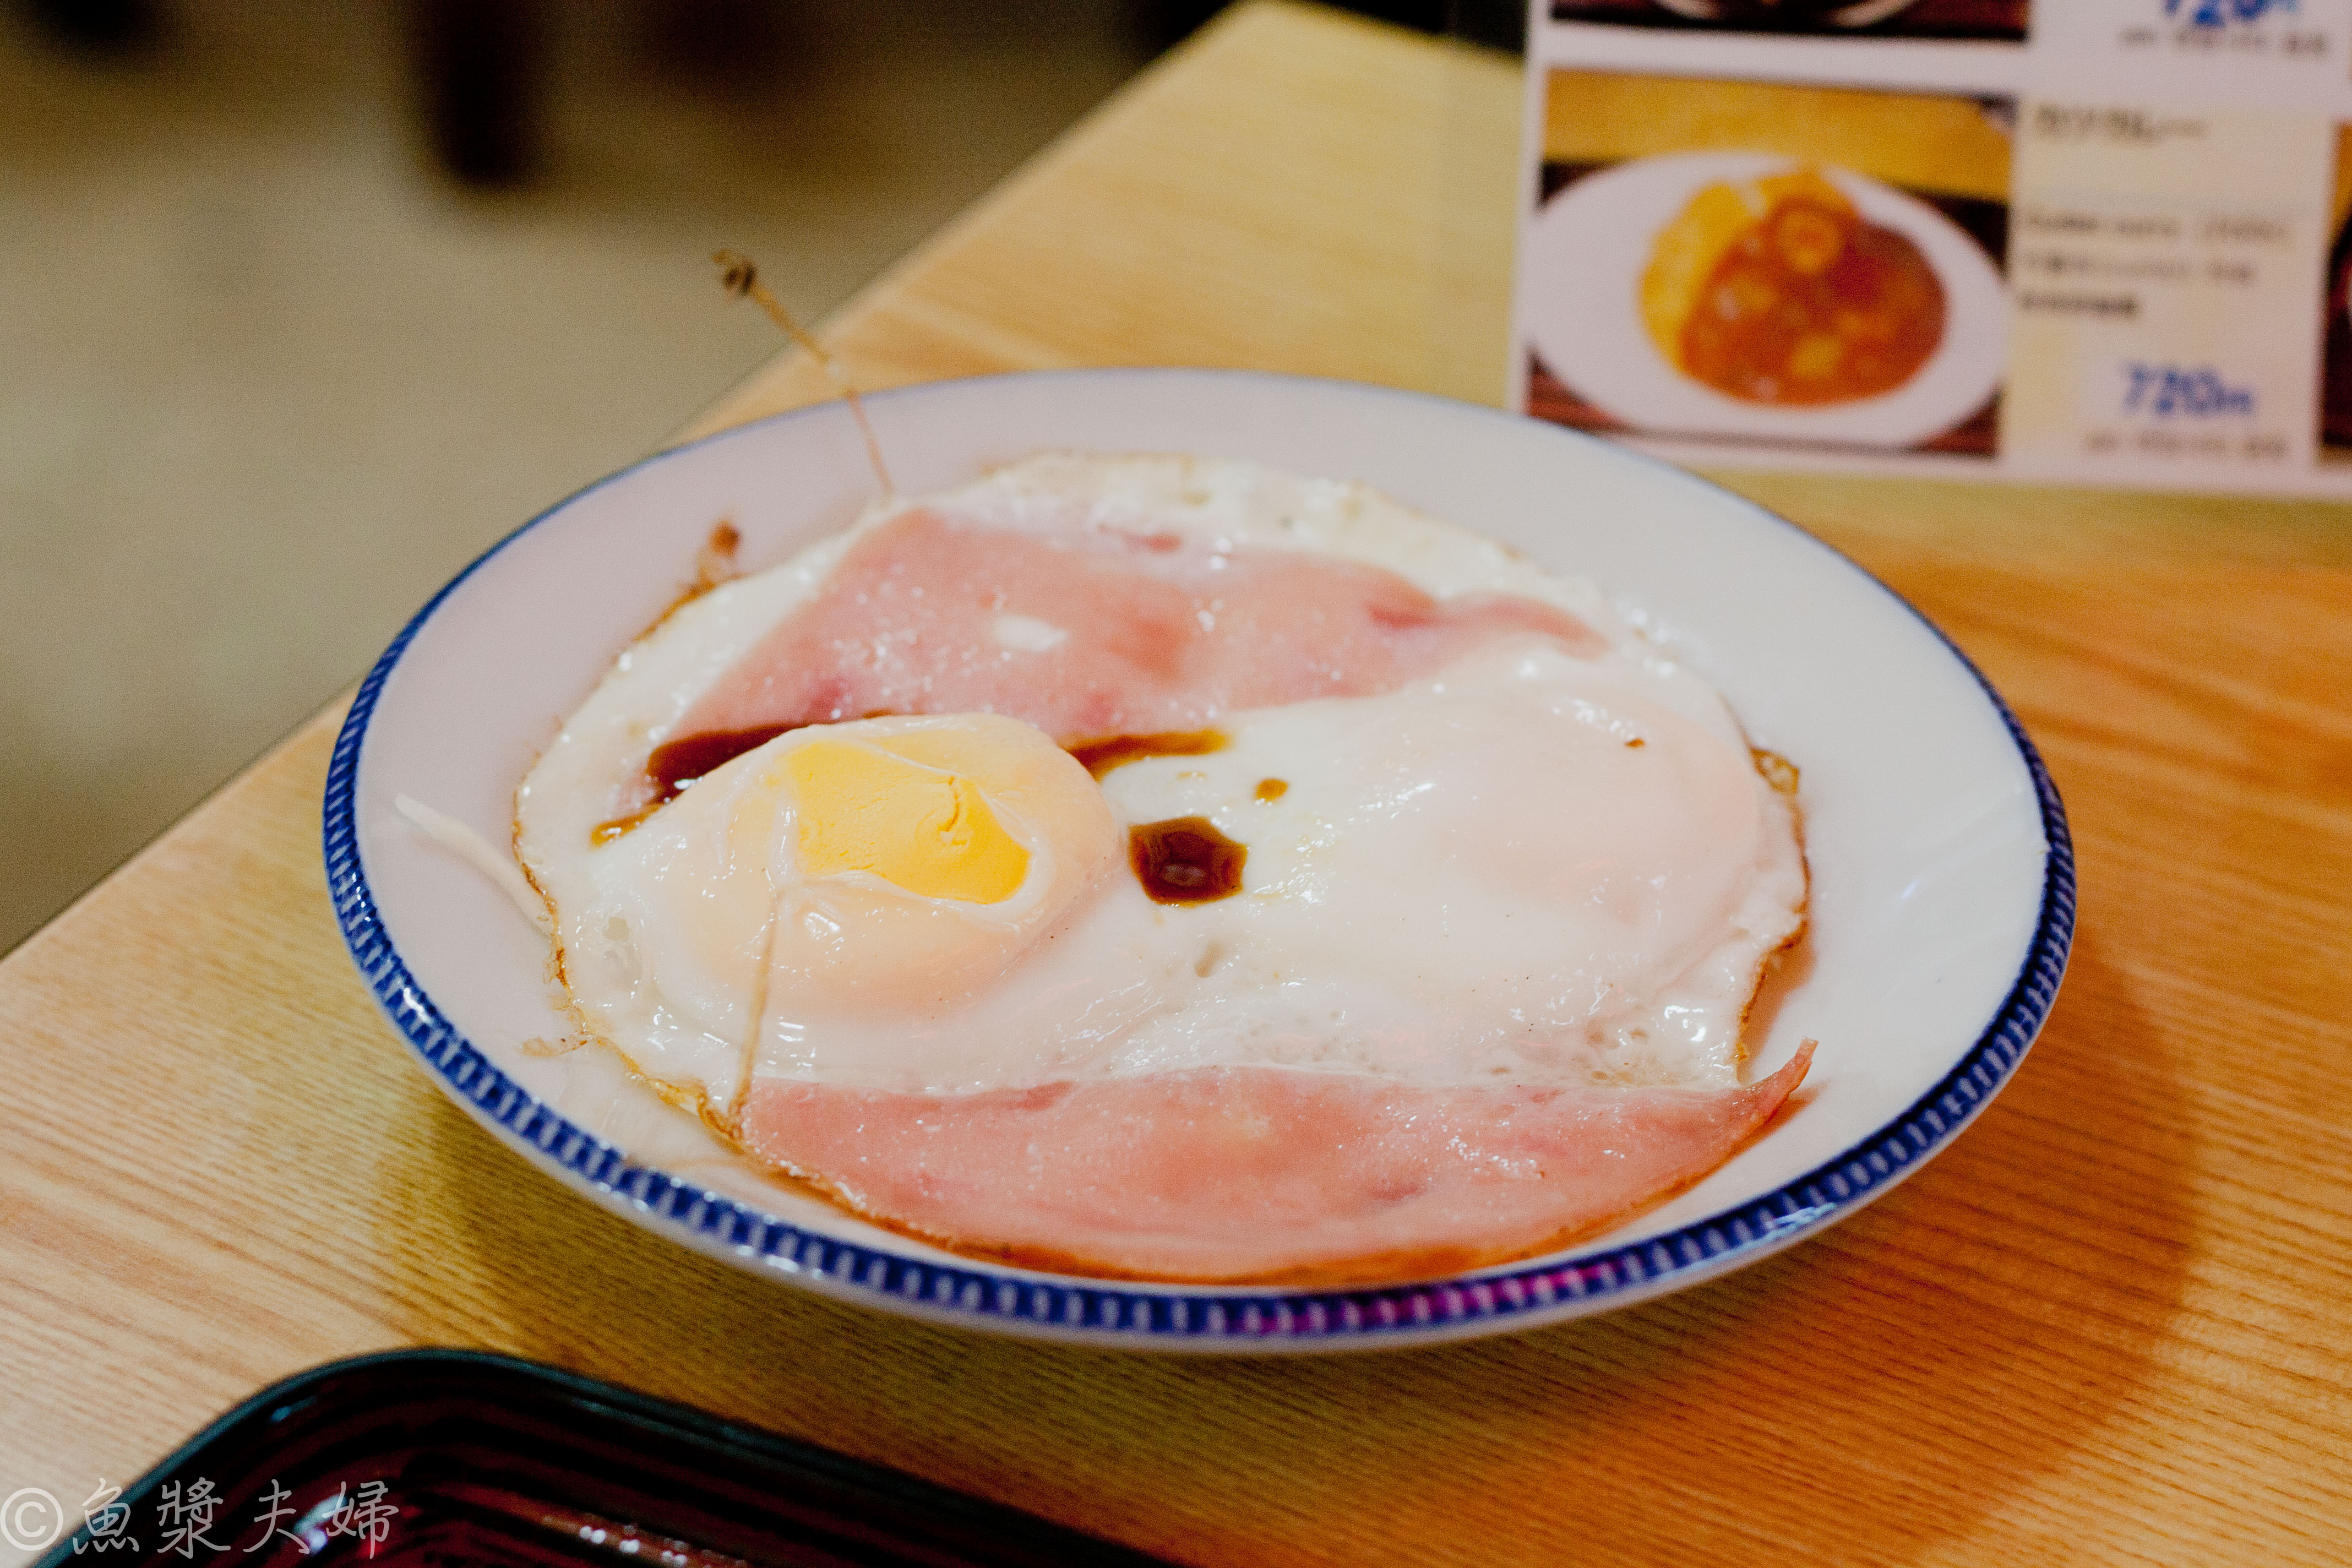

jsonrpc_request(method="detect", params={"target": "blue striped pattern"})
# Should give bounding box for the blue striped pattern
[323,376,2075,1346]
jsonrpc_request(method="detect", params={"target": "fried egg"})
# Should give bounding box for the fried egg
[530,712,1118,1122]
[515,455,1810,1280]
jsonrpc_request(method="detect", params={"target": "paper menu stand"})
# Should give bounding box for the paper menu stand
[1513,0,2352,496]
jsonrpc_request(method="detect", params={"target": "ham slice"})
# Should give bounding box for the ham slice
[739,1043,1813,1284]
[677,508,1604,744]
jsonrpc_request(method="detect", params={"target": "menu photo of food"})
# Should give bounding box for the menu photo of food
[1549,0,2028,43]
[1519,72,2012,456]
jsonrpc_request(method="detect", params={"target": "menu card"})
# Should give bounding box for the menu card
[1511,0,2352,494]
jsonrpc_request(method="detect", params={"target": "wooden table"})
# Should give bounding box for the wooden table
[6,4,2348,1562]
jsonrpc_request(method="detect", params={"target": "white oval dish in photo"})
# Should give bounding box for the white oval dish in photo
[325,368,2071,1351]
[1522,152,2008,450]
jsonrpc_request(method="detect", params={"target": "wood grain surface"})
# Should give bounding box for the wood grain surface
[4,4,2350,1564]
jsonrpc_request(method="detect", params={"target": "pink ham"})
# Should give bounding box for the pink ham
[739,1044,1813,1284]
[678,507,1604,744]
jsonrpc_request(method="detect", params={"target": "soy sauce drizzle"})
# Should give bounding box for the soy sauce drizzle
[1130,816,1247,904]
[590,715,896,845]
[647,724,796,802]
[1066,729,1227,779]
[590,808,660,847]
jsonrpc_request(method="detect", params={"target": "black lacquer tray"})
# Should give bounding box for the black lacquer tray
[36,1350,1172,1567]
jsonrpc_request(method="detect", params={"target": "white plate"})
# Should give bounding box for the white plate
[326,369,2071,1351]
[1522,153,2008,449]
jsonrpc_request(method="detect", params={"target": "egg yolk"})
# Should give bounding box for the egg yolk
[785,739,1030,903]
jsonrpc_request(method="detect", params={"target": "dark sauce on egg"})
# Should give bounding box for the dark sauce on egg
[591,715,898,844]
[1130,816,1247,904]
[1254,777,1288,802]
[1066,729,1228,778]
[647,724,797,801]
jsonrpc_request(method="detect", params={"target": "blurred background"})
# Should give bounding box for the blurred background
[0,0,1510,951]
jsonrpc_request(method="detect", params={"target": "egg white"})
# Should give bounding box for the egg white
[1080,641,1803,1090]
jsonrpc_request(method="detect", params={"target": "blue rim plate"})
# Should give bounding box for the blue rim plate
[325,369,2072,1351]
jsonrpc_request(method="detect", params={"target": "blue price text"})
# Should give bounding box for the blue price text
[2121,362,2256,417]
[2164,0,2293,25]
